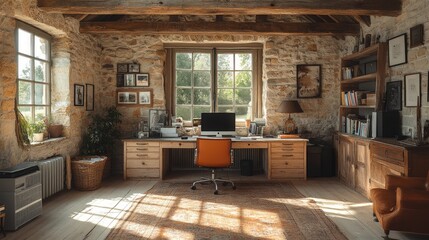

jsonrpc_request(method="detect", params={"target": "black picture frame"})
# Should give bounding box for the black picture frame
[296,64,322,98]
[86,84,94,111]
[117,63,128,73]
[385,81,402,111]
[410,24,424,48]
[365,61,377,74]
[74,84,84,106]
[136,73,150,87]
[116,74,124,87]
[128,63,140,73]
[388,33,407,67]
[404,73,421,107]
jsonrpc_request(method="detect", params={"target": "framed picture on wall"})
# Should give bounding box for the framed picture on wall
[388,33,407,67]
[117,91,138,105]
[385,81,402,111]
[117,63,128,73]
[86,84,94,111]
[124,74,135,87]
[116,74,124,87]
[128,63,140,73]
[404,73,421,107]
[74,84,84,106]
[149,109,167,137]
[410,24,424,48]
[296,64,322,98]
[139,90,152,106]
[136,73,150,87]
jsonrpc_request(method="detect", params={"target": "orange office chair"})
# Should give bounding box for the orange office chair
[190,138,236,194]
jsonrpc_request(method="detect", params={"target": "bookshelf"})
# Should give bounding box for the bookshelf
[339,43,387,138]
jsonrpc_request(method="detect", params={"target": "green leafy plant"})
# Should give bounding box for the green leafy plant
[81,107,122,155]
[28,121,46,136]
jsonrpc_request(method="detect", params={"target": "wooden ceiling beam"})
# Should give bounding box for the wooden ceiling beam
[80,21,360,36]
[38,0,402,16]
[353,15,371,27]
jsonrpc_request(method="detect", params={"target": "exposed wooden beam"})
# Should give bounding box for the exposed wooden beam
[256,15,268,23]
[80,21,360,36]
[353,15,371,27]
[63,14,88,21]
[38,0,402,16]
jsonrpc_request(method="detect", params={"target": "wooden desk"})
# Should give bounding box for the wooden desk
[123,138,308,180]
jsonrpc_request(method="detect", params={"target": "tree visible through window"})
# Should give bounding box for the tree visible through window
[17,23,51,122]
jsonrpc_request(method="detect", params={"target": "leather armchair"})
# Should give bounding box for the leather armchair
[370,171,429,237]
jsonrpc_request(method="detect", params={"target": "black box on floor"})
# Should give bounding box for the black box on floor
[240,159,253,176]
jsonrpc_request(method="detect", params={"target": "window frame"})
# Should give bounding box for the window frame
[16,21,52,122]
[165,44,263,122]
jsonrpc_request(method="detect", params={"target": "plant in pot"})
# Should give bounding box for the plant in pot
[29,121,46,142]
[44,117,63,138]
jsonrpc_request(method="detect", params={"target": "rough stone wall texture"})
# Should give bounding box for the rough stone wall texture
[0,0,101,168]
[358,0,429,137]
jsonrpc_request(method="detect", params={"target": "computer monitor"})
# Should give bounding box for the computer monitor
[200,112,236,137]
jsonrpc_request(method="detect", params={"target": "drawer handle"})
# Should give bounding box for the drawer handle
[282,155,294,157]
[282,143,293,145]
[179,143,182,146]
[281,148,293,151]
[284,162,289,165]
[137,148,148,151]
[137,154,148,157]
[141,162,146,165]
[136,143,149,145]
[248,143,251,146]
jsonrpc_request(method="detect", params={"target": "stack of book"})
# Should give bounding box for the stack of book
[342,114,371,137]
[341,91,371,106]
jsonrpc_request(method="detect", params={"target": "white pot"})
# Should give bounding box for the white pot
[33,133,44,142]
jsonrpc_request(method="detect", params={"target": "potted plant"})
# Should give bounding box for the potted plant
[29,121,46,142]
[44,117,63,138]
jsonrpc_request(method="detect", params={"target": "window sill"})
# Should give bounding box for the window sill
[30,137,67,146]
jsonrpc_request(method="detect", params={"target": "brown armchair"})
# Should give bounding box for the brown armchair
[370,171,429,237]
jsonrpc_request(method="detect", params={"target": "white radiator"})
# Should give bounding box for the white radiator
[34,156,65,199]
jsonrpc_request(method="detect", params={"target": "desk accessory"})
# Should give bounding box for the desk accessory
[277,100,303,134]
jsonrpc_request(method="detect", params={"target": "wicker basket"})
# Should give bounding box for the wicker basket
[72,156,107,191]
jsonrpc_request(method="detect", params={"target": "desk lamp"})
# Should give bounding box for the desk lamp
[277,100,303,134]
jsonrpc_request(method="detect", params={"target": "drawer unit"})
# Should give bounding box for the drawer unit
[160,142,196,149]
[232,142,268,149]
[371,143,404,163]
[124,141,160,179]
[269,141,306,180]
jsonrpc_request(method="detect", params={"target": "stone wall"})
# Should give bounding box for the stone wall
[356,0,429,137]
[0,0,101,168]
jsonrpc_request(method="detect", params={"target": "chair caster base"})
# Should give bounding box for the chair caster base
[191,186,196,190]
[232,186,236,190]
[214,190,219,195]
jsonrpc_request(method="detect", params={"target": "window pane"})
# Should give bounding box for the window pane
[235,106,251,120]
[35,106,47,121]
[18,81,32,104]
[235,71,252,87]
[35,36,49,60]
[217,106,234,113]
[18,106,32,121]
[176,70,192,86]
[35,60,48,82]
[235,53,252,70]
[193,71,211,87]
[176,88,192,104]
[235,89,252,105]
[217,54,233,70]
[193,53,210,70]
[193,106,211,118]
[18,55,32,80]
[217,89,233,105]
[35,83,48,104]
[176,106,191,121]
[18,29,32,56]
[217,71,233,88]
[176,53,192,69]
[194,89,211,105]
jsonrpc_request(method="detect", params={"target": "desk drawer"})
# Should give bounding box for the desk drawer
[271,152,304,159]
[127,159,159,168]
[270,146,304,153]
[271,169,305,179]
[232,142,268,149]
[371,144,404,163]
[126,152,160,159]
[127,168,160,178]
[271,142,304,149]
[271,160,304,169]
[126,146,160,153]
[160,142,196,149]
[126,141,160,147]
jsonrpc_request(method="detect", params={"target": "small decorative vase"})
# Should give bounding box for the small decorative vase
[33,133,44,142]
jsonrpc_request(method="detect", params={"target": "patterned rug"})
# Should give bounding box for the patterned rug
[107,182,346,240]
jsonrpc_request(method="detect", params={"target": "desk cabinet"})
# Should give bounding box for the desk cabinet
[124,141,160,179]
[269,141,306,180]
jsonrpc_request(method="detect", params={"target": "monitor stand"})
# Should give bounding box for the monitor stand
[215,133,222,138]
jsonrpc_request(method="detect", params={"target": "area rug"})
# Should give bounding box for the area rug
[107,182,346,240]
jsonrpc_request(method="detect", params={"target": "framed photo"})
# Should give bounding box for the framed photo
[116,74,124,87]
[74,84,84,106]
[149,109,167,137]
[117,63,128,73]
[388,33,407,67]
[128,63,140,73]
[297,64,322,98]
[139,90,153,106]
[365,61,377,74]
[124,74,135,87]
[86,84,94,111]
[404,73,421,107]
[410,24,424,48]
[136,73,150,87]
[385,81,402,111]
[117,91,138,105]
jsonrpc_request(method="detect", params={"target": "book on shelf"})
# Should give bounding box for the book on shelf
[344,114,371,137]
[341,91,372,106]
[0,204,4,212]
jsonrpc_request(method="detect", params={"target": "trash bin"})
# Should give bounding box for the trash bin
[307,144,323,177]
[240,159,253,176]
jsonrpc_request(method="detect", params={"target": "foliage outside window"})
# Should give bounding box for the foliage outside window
[174,49,256,121]
[16,22,51,123]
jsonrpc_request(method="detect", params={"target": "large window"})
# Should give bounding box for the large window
[16,22,51,122]
[170,46,262,121]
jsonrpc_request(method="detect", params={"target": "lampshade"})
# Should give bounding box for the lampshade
[277,100,303,113]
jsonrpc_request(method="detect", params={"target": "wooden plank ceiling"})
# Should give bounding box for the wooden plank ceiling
[37,0,402,36]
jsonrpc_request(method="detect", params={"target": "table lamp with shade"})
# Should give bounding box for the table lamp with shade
[277,100,303,134]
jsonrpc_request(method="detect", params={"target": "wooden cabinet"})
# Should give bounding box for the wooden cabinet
[269,141,307,180]
[354,139,370,196]
[124,141,160,179]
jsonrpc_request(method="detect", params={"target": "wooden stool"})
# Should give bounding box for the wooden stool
[0,212,5,237]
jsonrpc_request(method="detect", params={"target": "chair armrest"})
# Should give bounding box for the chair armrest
[396,187,429,210]
[385,175,426,190]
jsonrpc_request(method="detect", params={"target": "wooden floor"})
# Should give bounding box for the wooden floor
[3,176,429,240]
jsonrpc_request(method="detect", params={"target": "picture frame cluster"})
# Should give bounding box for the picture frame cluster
[116,62,152,107]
